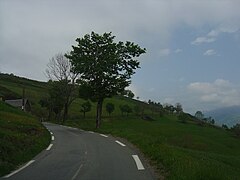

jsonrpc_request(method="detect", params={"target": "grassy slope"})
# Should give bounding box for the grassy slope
[0,73,48,117]
[66,116,240,180]
[1,73,240,179]
[0,101,50,176]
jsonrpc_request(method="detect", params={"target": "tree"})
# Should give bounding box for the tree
[80,101,91,118]
[66,32,146,128]
[195,111,204,120]
[106,103,115,116]
[175,103,183,114]
[222,124,229,130]
[45,53,78,122]
[122,89,134,99]
[178,112,187,123]
[48,81,66,120]
[119,104,132,116]
[210,119,215,125]
[164,104,175,114]
[39,97,52,120]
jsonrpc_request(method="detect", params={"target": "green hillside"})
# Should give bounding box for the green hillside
[1,73,240,179]
[0,101,50,176]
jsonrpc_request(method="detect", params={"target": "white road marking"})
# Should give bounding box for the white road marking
[50,132,53,135]
[132,155,145,170]
[99,134,108,138]
[51,136,55,141]
[115,140,126,147]
[88,131,94,134]
[61,125,78,130]
[46,144,53,151]
[71,164,83,180]
[4,160,35,178]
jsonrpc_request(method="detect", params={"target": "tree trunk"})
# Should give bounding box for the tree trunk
[96,99,103,128]
[63,103,68,123]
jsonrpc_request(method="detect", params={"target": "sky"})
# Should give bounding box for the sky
[1,0,240,113]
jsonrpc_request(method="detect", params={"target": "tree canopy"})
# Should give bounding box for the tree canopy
[66,32,146,128]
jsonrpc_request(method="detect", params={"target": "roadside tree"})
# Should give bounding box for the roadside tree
[106,103,115,116]
[80,101,91,118]
[66,32,146,128]
[45,53,78,122]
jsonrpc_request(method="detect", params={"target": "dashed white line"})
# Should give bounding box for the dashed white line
[3,160,35,178]
[132,155,145,170]
[50,132,53,135]
[88,131,94,134]
[51,136,55,141]
[46,144,53,151]
[115,140,126,147]
[99,134,108,138]
[71,164,83,180]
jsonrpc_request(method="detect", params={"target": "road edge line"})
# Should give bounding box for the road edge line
[132,155,145,170]
[46,143,53,151]
[3,160,35,178]
[115,140,126,147]
[99,134,108,138]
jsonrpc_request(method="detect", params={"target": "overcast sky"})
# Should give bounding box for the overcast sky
[1,0,240,113]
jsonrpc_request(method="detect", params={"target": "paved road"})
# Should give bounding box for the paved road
[3,123,155,180]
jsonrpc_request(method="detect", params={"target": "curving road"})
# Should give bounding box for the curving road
[3,123,155,180]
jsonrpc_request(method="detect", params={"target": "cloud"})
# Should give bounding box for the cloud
[208,26,239,37]
[203,49,217,56]
[191,37,216,45]
[174,49,183,53]
[192,26,239,45]
[188,79,240,106]
[159,48,171,56]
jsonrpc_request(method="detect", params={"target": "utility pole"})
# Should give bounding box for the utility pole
[22,87,25,111]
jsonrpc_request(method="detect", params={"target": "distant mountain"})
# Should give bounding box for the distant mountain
[205,106,240,127]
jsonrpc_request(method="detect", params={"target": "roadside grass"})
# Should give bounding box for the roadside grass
[63,115,240,180]
[0,101,50,177]
[2,73,240,179]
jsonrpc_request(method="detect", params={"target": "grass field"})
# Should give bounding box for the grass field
[1,73,240,179]
[0,101,50,176]
[62,115,240,180]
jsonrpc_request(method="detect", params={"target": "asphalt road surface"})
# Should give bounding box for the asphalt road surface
[3,123,156,180]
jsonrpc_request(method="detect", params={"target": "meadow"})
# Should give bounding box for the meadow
[62,114,240,180]
[0,101,50,176]
[1,73,240,179]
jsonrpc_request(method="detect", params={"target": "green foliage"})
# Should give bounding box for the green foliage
[106,103,115,116]
[66,32,146,128]
[178,112,188,123]
[119,104,132,116]
[80,101,91,118]
[222,124,229,130]
[122,89,134,99]
[195,111,204,120]
[48,81,65,119]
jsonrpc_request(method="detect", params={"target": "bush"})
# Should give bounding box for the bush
[178,112,188,123]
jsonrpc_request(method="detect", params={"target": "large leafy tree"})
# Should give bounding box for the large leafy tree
[66,32,146,128]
